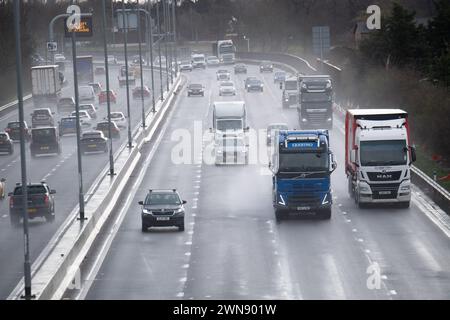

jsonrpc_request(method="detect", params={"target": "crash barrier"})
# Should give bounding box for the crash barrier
[236,51,450,216]
[0,94,32,118]
[8,73,183,300]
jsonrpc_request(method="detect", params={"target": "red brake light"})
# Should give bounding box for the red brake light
[9,196,14,208]
[44,195,49,206]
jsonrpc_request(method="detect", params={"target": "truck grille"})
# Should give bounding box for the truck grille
[370,183,399,199]
[367,171,402,181]
[288,194,321,207]
[306,113,328,124]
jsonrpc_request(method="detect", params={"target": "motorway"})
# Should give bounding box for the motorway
[0,60,167,299]
[68,64,450,299]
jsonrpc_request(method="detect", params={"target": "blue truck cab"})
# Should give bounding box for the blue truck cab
[269,130,337,220]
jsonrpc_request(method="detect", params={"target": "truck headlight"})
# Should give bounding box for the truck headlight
[278,194,286,206]
[400,185,410,191]
[302,118,308,122]
[322,193,330,205]
[359,186,370,192]
[327,118,332,122]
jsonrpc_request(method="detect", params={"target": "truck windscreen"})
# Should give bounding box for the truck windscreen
[279,152,329,172]
[285,81,297,90]
[360,140,407,166]
[301,92,332,102]
[216,120,242,131]
[219,45,234,53]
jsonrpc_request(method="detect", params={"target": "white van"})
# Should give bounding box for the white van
[191,54,206,69]
[79,85,96,102]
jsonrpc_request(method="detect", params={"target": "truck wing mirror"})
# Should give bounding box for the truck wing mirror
[350,149,357,164]
[268,161,272,169]
[182,200,187,204]
[410,146,417,163]
[331,161,337,172]
[244,126,250,132]
[8,192,13,197]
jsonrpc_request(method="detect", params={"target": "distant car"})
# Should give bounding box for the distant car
[131,55,145,65]
[99,90,117,104]
[30,53,47,66]
[109,111,126,128]
[80,130,108,154]
[8,181,56,226]
[5,121,31,141]
[219,81,236,96]
[79,104,97,119]
[95,66,106,75]
[154,56,166,65]
[179,60,193,72]
[206,56,220,66]
[216,69,231,81]
[58,117,78,136]
[31,108,55,127]
[234,64,247,74]
[54,53,66,62]
[107,55,118,65]
[245,77,264,92]
[88,82,102,95]
[30,127,61,157]
[139,189,187,232]
[70,110,92,128]
[79,85,96,102]
[215,137,248,165]
[266,123,289,145]
[187,83,205,97]
[260,61,274,72]
[132,86,151,99]
[95,121,120,139]
[57,97,76,112]
[0,132,14,155]
[274,71,286,83]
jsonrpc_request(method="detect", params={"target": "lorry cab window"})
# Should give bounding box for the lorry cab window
[279,152,329,172]
[301,92,332,102]
[216,120,242,131]
[360,140,407,166]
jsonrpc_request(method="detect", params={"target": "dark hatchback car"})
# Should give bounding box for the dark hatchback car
[80,130,108,154]
[187,83,205,97]
[31,108,55,127]
[245,77,264,92]
[30,127,61,157]
[139,189,187,232]
[234,63,247,74]
[95,121,120,139]
[0,133,14,154]
[5,121,31,141]
[58,117,78,136]
[259,61,274,72]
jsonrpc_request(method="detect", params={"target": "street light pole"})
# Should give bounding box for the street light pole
[135,1,146,128]
[13,0,33,300]
[121,1,133,149]
[166,0,173,85]
[171,0,178,75]
[156,0,164,101]
[111,0,116,47]
[102,0,115,176]
[163,0,170,90]
[69,1,86,222]
[148,0,156,113]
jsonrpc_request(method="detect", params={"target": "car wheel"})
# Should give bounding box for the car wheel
[141,221,148,232]
[178,221,185,232]
[45,213,55,223]
[10,215,20,227]
[9,147,13,155]
[398,201,410,209]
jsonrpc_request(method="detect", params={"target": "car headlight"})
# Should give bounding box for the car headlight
[278,194,286,206]
[327,118,332,122]
[302,118,308,122]
[174,208,184,215]
[142,209,151,215]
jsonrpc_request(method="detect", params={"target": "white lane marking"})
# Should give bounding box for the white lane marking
[179,277,187,282]
[2,214,7,218]
[182,264,189,268]
[184,252,191,256]
[389,290,397,295]
[410,238,443,272]
[176,292,184,298]
[322,254,347,299]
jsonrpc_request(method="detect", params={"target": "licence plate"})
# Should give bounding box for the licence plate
[297,206,311,211]
[88,144,97,148]
[40,146,49,150]
[379,191,391,195]
[156,217,170,221]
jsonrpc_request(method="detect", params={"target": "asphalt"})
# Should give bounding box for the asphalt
[0,60,168,299]
[82,64,450,300]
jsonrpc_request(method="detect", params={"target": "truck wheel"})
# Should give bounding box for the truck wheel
[399,201,410,209]
[318,208,331,220]
[275,209,284,222]
[45,213,55,223]
[348,177,354,199]
[141,221,148,232]
[10,215,20,227]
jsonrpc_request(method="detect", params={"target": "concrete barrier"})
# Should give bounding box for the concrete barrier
[8,73,183,300]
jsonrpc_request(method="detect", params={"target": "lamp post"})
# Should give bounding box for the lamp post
[244,35,250,52]
[102,0,115,176]
[13,0,33,300]
[163,0,170,91]
[148,0,156,113]
[135,1,146,128]
[156,0,164,101]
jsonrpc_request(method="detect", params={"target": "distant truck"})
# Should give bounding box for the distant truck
[191,53,206,69]
[31,65,61,103]
[345,109,416,208]
[282,76,299,109]
[297,75,333,129]
[212,40,236,64]
[9,181,56,226]
[76,55,94,84]
[270,130,337,220]
[118,65,136,87]
[211,101,248,139]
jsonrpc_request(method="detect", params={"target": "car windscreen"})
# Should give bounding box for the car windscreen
[82,133,101,139]
[14,185,47,195]
[61,118,76,125]
[0,134,8,140]
[32,129,56,142]
[80,105,93,111]
[221,82,234,87]
[8,122,20,128]
[285,81,297,90]
[189,84,202,89]
[34,110,50,115]
[110,113,123,119]
[145,193,181,205]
